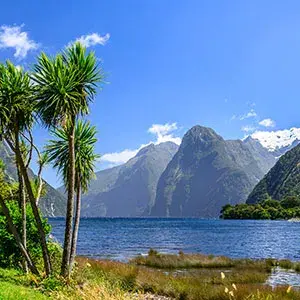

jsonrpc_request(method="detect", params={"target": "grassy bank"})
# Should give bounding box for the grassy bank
[1,251,300,299]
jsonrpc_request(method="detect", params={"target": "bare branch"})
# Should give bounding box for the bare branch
[20,131,45,205]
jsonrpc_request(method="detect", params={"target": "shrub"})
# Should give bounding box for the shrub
[0,201,52,269]
[148,248,159,256]
[278,259,293,269]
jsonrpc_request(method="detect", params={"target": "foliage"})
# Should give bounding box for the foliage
[45,120,100,192]
[0,201,51,268]
[221,196,300,219]
[32,42,103,128]
[0,61,34,134]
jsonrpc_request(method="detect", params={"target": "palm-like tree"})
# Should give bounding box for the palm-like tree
[0,62,51,275]
[32,42,103,277]
[45,120,99,272]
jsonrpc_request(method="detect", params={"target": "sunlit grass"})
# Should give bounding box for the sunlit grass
[2,252,300,299]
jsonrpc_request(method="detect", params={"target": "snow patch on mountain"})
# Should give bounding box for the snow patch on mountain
[250,127,300,152]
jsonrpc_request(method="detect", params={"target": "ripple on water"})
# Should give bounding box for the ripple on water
[267,267,300,287]
[49,218,300,262]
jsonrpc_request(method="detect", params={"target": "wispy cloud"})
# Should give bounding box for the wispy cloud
[239,109,257,120]
[241,125,257,133]
[0,25,38,59]
[74,33,110,48]
[258,118,276,128]
[101,149,138,165]
[231,109,258,121]
[101,122,181,166]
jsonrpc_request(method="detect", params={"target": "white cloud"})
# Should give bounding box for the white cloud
[0,25,38,59]
[241,125,256,133]
[251,127,300,151]
[74,33,110,48]
[148,123,182,145]
[101,149,139,164]
[101,123,181,166]
[239,109,257,120]
[258,118,276,128]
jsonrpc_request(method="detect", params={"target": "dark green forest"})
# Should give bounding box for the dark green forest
[221,196,300,220]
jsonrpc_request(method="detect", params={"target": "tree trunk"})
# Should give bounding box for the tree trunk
[0,195,39,276]
[61,119,76,277]
[8,130,52,276]
[18,169,28,273]
[69,175,81,271]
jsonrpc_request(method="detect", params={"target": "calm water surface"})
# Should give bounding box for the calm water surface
[49,218,300,261]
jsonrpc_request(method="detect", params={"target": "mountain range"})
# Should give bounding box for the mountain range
[78,142,179,217]
[74,125,288,218]
[150,126,277,217]
[251,127,300,157]
[2,124,296,218]
[247,143,300,204]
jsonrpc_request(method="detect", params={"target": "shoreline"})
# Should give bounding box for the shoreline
[2,251,300,299]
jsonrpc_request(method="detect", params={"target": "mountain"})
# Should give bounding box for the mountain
[0,142,66,217]
[151,126,277,217]
[80,142,179,217]
[243,136,278,174]
[247,144,300,204]
[251,127,300,157]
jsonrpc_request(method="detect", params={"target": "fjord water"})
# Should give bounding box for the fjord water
[49,218,300,261]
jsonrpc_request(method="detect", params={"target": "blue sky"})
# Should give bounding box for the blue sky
[1,0,300,187]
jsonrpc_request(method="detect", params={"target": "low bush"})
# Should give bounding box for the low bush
[0,201,52,269]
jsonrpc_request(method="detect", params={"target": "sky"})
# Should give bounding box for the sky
[0,0,300,187]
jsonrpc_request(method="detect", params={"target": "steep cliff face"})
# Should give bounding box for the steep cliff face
[151,126,276,217]
[80,142,179,217]
[247,144,300,204]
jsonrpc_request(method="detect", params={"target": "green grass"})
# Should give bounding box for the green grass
[75,255,299,300]
[1,252,300,299]
[0,281,48,300]
[0,268,47,300]
[131,250,273,272]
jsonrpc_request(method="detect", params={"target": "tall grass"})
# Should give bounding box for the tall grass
[1,252,300,299]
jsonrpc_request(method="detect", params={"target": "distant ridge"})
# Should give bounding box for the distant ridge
[247,143,300,204]
[75,142,179,217]
[251,127,300,156]
[151,125,277,217]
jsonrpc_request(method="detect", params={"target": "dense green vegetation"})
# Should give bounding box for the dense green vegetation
[0,42,101,278]
[221,196,300,219]
[0,201,51,268]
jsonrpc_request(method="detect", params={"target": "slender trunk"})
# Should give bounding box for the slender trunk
[69,175,81,271]
[8,130,52,276]
[35,175,43,206]
[0,195,39,276]
[18,169,28,273]
[61,119,76,277]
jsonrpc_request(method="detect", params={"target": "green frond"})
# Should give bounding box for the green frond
[45,120,100,192]
[0,61,35,134]
[32,43,105,128]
